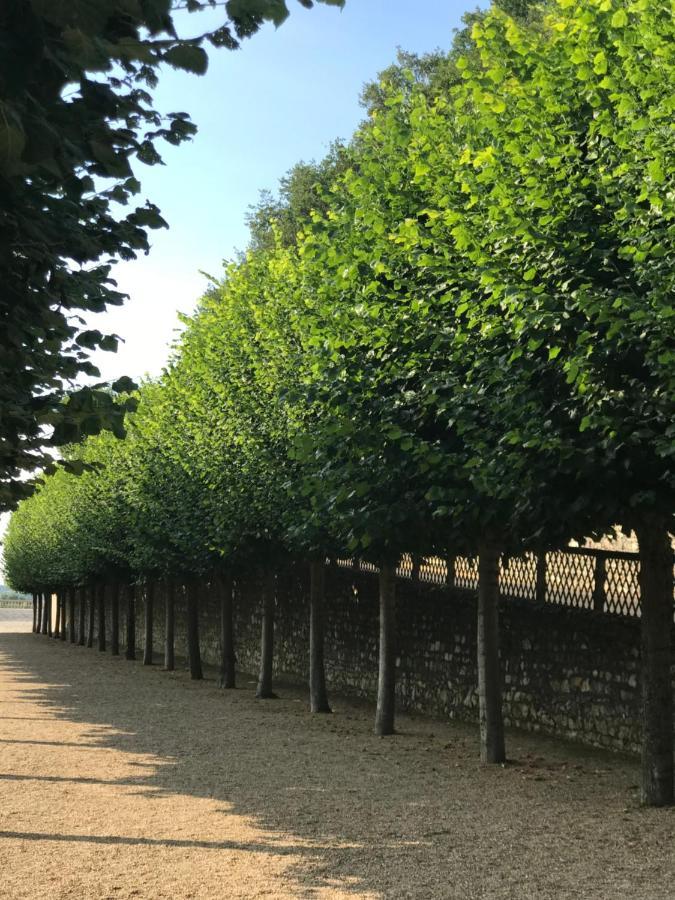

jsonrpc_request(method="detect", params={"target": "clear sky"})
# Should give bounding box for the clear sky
[88,0,484,382]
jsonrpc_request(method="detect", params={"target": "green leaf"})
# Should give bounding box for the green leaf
[163,44,208,75]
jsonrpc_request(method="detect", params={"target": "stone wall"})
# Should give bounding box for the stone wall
[112,562,662,755]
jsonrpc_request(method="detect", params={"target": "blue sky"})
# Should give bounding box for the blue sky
[91,0,485,381]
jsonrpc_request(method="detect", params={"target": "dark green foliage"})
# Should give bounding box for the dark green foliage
[0,0,343,509]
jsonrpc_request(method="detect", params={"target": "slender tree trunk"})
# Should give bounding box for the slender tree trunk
[143,579,154,665]
[47,591,53,636]
[477,540,506,764]
[86,585,95,648]
[186,579,203,680]
[53,590,61,639]
[59,592,66,641]
[41,591,48,635]
[309,560,331,713]
[256,571,276,699]
[36,592,42,634]
[125,583,136,660]
[111,582,120,656]
[32,593,37,632]
[78,587,85,645]
[375,564,397,735]
[218,572,236,688]
[97,583,106,651]
[164,579,175,671]
[68,588,76,643]
[635,518,674,807]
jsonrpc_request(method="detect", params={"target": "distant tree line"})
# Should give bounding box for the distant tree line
[5,1,674,806]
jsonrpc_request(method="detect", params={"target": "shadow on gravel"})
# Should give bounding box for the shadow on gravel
[0,629,670,899]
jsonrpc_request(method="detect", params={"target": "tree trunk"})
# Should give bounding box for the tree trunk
[110,582,120,655]
[143,579,154,665]
[186,579,203,680]
[41,591,48,635]
[86,585,95,648]
[97,583,106,651]
[256,571,276,699]
[309,560,331,713]
[218,572,236,689]
[68,588,76,642]
[32,593,37,632]
[635,518,674,807]
[164,579,175,671]
[60,592,67,641]
[36,593,42,634]
[477,540,506,764]
[47,591,53,636]
[53,590,61,639]
[125,583,136,660]
[375,564,397,735]
[78,587,85,645]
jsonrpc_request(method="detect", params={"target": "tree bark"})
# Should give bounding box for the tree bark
[97,582,106,651]
[309,560,331,713]
[143,579,154,665]
[375,564,397,735]
[46,591,52,636]
[186,579,203,680]
[477,540,506,764]
[125,583,136,660]
[635,518,674,807]
[36,592,42,634]
[218,572,236,689]
[68,588,76,642]
[59,592,67,641]
[53,590,61,639]
[86,585,95,648]
[32,593,37,632]
[41,591,48,635]
[78,587,85,645]
[110,582,120,655]
[164,579,175,671]
[256,571,276,699]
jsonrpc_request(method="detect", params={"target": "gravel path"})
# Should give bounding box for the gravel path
[0,608,673,899]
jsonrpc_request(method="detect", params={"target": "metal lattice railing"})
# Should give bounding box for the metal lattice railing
[330,546,673,620]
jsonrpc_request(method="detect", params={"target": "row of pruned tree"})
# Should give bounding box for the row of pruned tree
[6,0,674,805]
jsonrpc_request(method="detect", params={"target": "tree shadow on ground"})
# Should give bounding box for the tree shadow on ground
[0,630,671,899]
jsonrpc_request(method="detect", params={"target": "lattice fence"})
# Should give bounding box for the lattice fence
[330,547,674,620]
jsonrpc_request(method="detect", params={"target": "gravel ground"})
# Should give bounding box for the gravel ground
[0,609,673,899]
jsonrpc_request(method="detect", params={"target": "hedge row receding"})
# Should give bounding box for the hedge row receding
[7,1,675,805]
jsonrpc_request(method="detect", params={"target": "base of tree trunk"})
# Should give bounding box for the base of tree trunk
[125,583,136,661]
[309,560,331,713]
[635,518,674,807]
[477,540,506,765]
[78,587,85,645]
[68,588,76,643]
[54,592,61,639]
[256,571,276,699]
[374,564,396,736]
[218,573,236,689]
[164,580,175,671]
[143,580,154,665]
[97,583,106,651]
[186,580,203,680]
[87,586,95,648]
[111,583,120,655]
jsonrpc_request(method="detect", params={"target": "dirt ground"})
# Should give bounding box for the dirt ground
[0,610,673,899]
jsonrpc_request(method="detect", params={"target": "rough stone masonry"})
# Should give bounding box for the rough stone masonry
[126,563,672,755]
